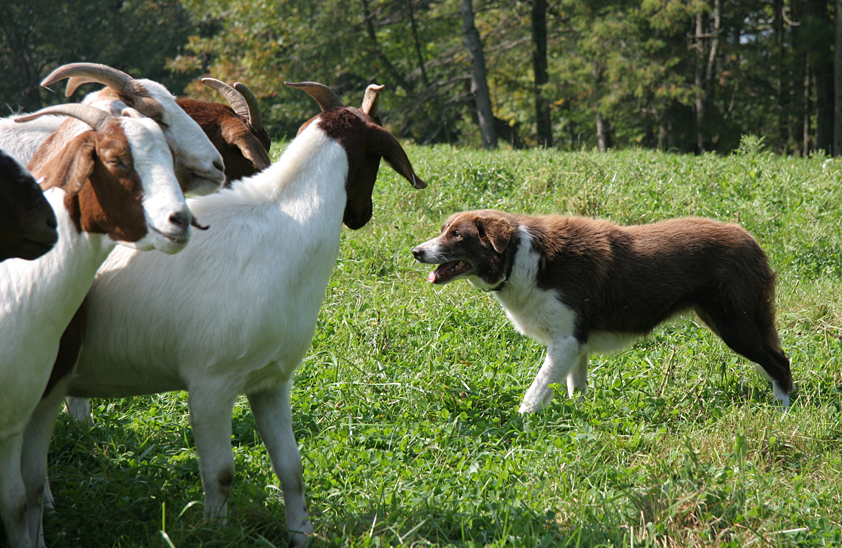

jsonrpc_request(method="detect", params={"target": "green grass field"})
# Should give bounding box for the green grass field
[43,138,841,547]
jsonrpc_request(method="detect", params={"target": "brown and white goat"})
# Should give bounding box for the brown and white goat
[24,82,424,547]
[0,149,57,262]
[0,103,192,548]
[61,77,271,426]
[412,210,794,412]
[177,78,271,184]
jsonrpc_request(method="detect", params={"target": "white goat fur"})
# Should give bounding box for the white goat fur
[28,123,354,546]
[1,113,190,548]
[0,116,64,166]
[0,81,225,196]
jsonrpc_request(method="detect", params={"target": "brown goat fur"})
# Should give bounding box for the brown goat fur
[33,122,148,242]
[177,98,271,184]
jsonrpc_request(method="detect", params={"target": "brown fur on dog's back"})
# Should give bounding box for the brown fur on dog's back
[527,217,769,332]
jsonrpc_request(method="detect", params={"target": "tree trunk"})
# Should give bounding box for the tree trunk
[803,56,811,156]
[808,0,834,154]
[460,0,497,149]
[774,0,787,151]
[406,0,429,88]
[705,0,721,148]
[531,0,552,147]
[694,12,705,153]
[594,63,611,152]
[360,0,413,93]
[596,111,612,152]
[834,0,842,155]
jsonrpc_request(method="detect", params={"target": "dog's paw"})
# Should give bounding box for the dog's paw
[518,399,545,413]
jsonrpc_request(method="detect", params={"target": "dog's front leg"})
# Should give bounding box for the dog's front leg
[519,335,584,413]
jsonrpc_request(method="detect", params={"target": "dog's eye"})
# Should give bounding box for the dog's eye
[452,230,461,239]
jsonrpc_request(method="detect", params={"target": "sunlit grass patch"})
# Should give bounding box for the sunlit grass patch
[37,144,842,547]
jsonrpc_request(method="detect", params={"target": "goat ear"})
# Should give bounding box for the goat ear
[477,216,514,254]
[233,134,271,171]
[366,126,426,189]
[39,133,96,195]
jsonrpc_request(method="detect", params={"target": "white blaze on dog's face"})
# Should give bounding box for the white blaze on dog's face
[412,210,517,290]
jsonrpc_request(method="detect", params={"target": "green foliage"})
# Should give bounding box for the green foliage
[0,0,833,154]
[0,0,197,113]
[38,145,842,547]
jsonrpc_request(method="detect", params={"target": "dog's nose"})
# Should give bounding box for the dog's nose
[411,246,424,261]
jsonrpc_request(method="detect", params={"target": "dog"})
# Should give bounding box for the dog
[412,209,793,412]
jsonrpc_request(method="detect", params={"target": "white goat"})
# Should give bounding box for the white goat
[1,103,192,548]
[61,76,272,425]
[0,62,226,196]
[24,82,425,547]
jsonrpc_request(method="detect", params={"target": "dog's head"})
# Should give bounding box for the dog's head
[412,209,517,290]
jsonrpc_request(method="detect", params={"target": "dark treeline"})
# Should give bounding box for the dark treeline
[1,0,839,155]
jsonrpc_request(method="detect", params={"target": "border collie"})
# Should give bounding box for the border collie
[412,209,793,412]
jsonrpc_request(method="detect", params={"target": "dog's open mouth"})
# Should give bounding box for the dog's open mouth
[428,260,472,284]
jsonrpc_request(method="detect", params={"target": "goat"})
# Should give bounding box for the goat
[0,149,57,262]
[61,76,270,425]
[177,78,271,184]
[1,103,192,548]
[0,62,226,196]
[23,82,425,547]
[62,77,272,426]
[63,77,270,423]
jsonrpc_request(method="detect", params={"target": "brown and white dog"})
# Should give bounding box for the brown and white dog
[412,209,793,412]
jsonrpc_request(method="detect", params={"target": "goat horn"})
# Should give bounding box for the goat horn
[233,82,264,132]
[41,62,136,97]
[361,84,385,118]
[284,82,344,112]
[15,103,112,131]
[201,77,250,119]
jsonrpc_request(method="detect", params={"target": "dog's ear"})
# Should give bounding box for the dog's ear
[477,216,514,254]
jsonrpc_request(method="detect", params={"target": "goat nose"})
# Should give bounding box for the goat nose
[213,159,224,173]
[169,210,191,231]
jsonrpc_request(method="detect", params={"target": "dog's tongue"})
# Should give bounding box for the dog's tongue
[428,261,469,283]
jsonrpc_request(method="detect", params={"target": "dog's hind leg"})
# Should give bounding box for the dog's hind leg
[702,309,793,409]
[519,335,585,413]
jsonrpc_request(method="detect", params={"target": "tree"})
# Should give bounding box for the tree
[805,0,834,154]
[460,0,498,149]
[836,0,842,156]
[531,0,552,147]
[0,0,197,114]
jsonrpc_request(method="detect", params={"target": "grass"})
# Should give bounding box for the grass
[36,138,842,547]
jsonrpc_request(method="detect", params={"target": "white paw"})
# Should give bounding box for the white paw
[518,396,548,413]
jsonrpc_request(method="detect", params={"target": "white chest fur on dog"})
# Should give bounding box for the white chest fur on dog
[479,228,575,345]
[413,209,794,413]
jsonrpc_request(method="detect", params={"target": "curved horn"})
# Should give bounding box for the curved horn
[233,82,264,132]
[201,77,250,119]
[41,62,136,97]
[361,84,385,118]
[284,81,344,112]
[15,103,112,131]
